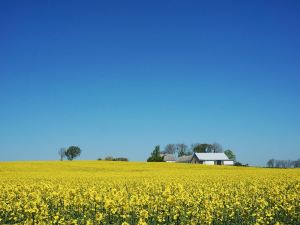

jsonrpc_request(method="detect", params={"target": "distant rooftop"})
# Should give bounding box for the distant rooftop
[177,155,192,162]
[163,154,176,161]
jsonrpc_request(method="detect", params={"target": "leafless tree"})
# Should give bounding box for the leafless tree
[164,144,177,154]
[294,159,300,168]
[58,148,66,161]
[271,159,296,168]
[176,143,188,157]
[210,142,223,153]
[267,158,275,168]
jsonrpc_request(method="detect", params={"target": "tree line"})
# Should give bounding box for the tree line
[58,146,129,161]
[98,156,129,161]
[147,143,237,162]
[57,143,239,164]
[266,158,300,168]
[162,143,223,156]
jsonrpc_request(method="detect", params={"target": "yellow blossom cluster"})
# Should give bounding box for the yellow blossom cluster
[0,161,299,224]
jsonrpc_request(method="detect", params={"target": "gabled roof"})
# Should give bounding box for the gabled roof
[177,155,193,162]
[163,154,176,161]
[193,153,230,161]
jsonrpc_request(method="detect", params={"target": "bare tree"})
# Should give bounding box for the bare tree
[267,159,300,168]
[164,144,177,154]
[272,159,294,168]
[275,160,282,168]
[210,142,223,153]
[267,159,275,168]
[58,148,66,161]
[176,143,188,157]
[294,159,300,168]
[287,160,293,168]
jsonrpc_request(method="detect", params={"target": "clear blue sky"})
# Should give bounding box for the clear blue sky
[0,0,299,165]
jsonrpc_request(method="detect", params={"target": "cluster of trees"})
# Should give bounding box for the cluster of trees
[98,156,129,161]
[162,143,223,155]
[191,143,223,153]
[58,146,81,161]
[266,159,300,168]
[147,143,237,162]
[162,143,190,157]
[161,142,236,161]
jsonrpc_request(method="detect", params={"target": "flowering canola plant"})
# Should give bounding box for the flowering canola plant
[0,161,299,224]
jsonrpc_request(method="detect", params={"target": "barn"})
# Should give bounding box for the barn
[161,154,176,162]
[177,155,193,163]
[190,153,234,165]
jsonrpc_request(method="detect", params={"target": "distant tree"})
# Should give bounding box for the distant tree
[176,143,188,157]
[267,159,275,168]
[275,160,285,168]
[283,160,293,168]
[97,158,102,160]
[272,159,294,168]
[206,144,213,153]
[224,149,236,162]
[147,145,164,162]
[210,142,223,153]
[104,156,114,161]
[274,160,281,168]
[104,156,129,161]
[65,146,81,161]
[234,161,243,166]
[192,143,211,153]
[234,161,248,167]
[58,147,66,161]
[164,144,177,154]
[113,157,129,161]
[294,159,300,168]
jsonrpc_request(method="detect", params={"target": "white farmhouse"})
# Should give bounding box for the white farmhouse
[190,153,234,165]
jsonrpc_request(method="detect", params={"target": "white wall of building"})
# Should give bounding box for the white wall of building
[203,161,215,165]
[224,160,234,165]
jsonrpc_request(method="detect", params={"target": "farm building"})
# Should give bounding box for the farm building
[190,153,234,165]
[161,154,176,162]
[177,155,193,163]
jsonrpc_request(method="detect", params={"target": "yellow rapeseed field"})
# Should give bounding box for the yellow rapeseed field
[0,161,299,225]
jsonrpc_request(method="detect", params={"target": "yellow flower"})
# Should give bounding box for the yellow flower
[0,161,299,224]
[95,212,103,221]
